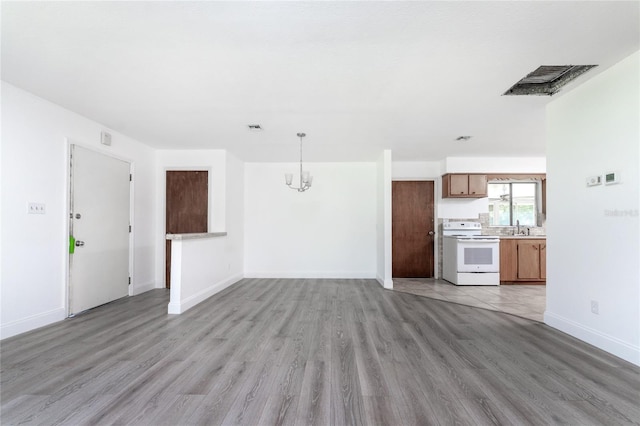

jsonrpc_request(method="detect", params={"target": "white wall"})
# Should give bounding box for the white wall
[546,51,639,366]
[443,157,546,174]
[225,152,245,278]
[1,82,156,338]
[392,161,441,180]
[244,162,377,278]
[377,151,393,288]
[167,235,240,314]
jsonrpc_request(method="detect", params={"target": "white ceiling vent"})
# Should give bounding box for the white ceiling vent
[503,65,597,96]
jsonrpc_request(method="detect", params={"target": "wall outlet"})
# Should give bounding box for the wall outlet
[591,300,599,315]
[28,202,46,214]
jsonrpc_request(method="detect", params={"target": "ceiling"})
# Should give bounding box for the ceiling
[2,1,638,162]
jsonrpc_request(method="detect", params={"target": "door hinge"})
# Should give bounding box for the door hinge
[129,174,132,181]
[128,277,131,285]
[129,225,132,233]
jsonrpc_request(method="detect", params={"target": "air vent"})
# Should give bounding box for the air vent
[503,65,597,96]
[455,136,472,141]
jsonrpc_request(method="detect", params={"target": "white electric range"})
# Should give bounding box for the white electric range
[442,222,500,286]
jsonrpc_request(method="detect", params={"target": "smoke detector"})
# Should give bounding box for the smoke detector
[503,65,597,96]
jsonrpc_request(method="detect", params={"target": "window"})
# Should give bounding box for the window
[488,182,538,226]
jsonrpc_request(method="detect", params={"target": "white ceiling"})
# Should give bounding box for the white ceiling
[2,1,638,162]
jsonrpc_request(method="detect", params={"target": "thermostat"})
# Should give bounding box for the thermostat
[604,171,619,185]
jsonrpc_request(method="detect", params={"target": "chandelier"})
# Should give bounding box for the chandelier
[285,132,313,192]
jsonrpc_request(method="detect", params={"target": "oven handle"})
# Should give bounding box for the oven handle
[458,239,499,243]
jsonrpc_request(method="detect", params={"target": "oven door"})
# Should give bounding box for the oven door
[456,239,499,273]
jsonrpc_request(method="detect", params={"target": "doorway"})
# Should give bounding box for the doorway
[392,181,435,278]
[68,145,131,315]
[165,170,208,288]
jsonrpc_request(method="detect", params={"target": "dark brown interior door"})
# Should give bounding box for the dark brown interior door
[166,171,208,288]
[392,181,435,278]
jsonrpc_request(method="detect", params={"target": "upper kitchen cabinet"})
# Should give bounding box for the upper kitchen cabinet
[442,174,488,198]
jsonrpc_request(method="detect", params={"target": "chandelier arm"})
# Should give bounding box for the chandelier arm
[286,183,309,192]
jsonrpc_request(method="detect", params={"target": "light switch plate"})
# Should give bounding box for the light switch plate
[586,175,601,187]
[28,202,46,214]
[101,130,112,146]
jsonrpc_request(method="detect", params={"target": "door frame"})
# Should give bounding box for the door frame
[65,139,135,316]
[391,178,439,278]
[161,166,212,288]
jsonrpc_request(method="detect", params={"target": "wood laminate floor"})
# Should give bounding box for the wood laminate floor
[1,279,639,425]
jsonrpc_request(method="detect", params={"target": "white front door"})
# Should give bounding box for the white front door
[69,145,130,315]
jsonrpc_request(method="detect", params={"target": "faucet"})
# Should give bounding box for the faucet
[516,219,520,235]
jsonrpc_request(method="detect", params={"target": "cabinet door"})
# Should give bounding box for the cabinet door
[500,239,517,282]
[468,175,487,196]
[539,243,546,279]
[517,240,541,279]
[450,174,469,195]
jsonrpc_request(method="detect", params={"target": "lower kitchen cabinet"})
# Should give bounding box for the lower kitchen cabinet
[500,238,546,284]
[499,239,517,281]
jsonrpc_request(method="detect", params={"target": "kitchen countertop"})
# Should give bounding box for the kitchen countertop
[166,232,227,240]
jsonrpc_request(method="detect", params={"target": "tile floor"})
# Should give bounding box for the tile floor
[393,278,546,322]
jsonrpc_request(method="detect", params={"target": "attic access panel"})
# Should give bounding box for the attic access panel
[503,65,597,96]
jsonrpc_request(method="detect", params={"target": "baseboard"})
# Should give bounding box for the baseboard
[544,311,640,367]
[376,274,394,289]
[244,271,377,279]
[0,308,66,340]
[132,281,156,295]
[168,273,244,315]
